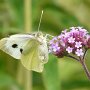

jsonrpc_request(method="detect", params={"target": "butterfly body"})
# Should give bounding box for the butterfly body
[0,32,48,72]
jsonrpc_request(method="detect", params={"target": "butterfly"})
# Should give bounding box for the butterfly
[0,32,49,72]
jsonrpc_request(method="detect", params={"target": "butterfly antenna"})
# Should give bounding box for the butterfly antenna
[38,10,43,32]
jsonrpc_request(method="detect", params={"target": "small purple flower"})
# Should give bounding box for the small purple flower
[52,45,60,52]
[75,49,84,56]
[78,26,88,35]
[68,37,75,43]
[66,47,73,53]
[59,40,65,47]
[49,37,58,44]
[75,41,82,48]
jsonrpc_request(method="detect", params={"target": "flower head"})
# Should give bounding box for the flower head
[49,26,90,58]
[49,26,90,80]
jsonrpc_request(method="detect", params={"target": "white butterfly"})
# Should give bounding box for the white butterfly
[0,32,48,72]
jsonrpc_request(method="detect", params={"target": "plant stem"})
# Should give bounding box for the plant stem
[24,0,32,33]
[82,49,88,60]
[17,62,24,85]
[67,53,90,80]
[24,0,32,90]
[66,55,79,61]
[24,68,32,90]
[80,59,90,80]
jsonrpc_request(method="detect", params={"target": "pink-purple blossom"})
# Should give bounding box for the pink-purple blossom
[68,37,75,43]
[75,49,84,56]
[66,47,73,53]
[49,26,90,58]
[75,41,82,48]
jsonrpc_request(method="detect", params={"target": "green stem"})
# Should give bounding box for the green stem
[82,49,88,60]
[24,0,32,90]
[24,69,32,90]
[66,55,79,61]
[17,0,32,90]
[17,62,24,85]
[80,58,90,80]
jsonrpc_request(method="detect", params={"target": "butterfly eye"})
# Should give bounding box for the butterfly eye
[20,48,23,53]
[12,44,18,48]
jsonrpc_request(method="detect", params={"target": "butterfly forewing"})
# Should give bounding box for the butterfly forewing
[0,34,34,59]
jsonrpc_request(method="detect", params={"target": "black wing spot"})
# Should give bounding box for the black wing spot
[20,48,23,53]
[12,44,18,48]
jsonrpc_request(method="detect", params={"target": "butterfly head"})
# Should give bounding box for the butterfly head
[36,32,43,37]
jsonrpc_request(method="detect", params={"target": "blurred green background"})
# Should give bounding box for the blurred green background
[0,0,90,90]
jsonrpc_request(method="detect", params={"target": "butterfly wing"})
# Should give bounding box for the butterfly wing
[0,34,34,59]
[21,37,48,72]
[0,33,48,72]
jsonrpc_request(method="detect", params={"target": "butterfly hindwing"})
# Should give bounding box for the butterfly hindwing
[21,36,48,72]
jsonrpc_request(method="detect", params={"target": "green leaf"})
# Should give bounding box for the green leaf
[0,72,22,90]
[42,55,61,90]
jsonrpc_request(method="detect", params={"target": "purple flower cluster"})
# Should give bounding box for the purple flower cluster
[49,27,90,58]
